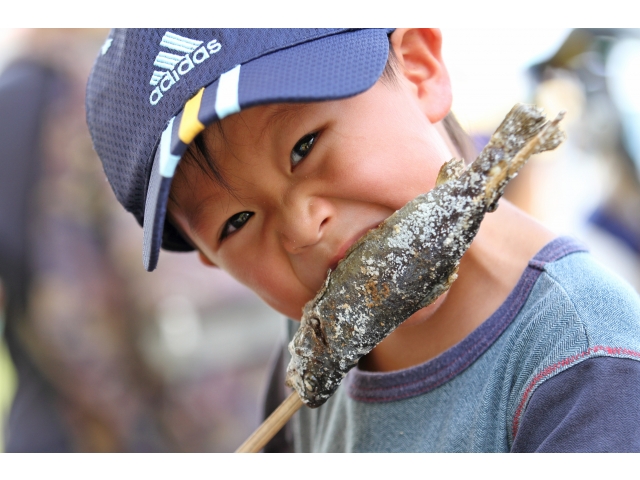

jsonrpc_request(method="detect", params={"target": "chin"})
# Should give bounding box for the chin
[268,296,308,321]
[257,279,318,320]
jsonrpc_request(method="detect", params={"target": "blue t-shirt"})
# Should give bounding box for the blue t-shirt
[263,236,640,452]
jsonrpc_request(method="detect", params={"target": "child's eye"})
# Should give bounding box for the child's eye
[290,132,318,168]
[221,211,254,240]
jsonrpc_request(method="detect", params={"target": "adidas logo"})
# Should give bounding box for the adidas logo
[149,32,222,106]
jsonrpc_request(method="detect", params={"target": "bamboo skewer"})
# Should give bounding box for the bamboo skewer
[235,391,304,453]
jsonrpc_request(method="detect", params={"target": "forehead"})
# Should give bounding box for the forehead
[264,103,314,128]
[216,102,315,143]
[182,102,310,173]
[183,102,318,185]
[170,103,315,224]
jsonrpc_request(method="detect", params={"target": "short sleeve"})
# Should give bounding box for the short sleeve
[511,356,640,452]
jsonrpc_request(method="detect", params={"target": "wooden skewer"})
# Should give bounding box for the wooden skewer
[235,391,304,453]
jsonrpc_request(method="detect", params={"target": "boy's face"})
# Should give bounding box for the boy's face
[169,75,454,320]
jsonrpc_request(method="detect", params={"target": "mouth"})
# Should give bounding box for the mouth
[328,222,383,273]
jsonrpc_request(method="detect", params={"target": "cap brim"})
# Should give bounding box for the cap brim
[143,28,391,271]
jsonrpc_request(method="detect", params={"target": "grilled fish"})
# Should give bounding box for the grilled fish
[286,104,565,408]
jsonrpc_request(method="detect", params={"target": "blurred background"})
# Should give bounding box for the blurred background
[0,28,638,452]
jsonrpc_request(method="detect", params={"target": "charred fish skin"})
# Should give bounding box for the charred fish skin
[286,105,565,408]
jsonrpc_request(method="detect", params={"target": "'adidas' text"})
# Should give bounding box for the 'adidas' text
[149,32,222,106]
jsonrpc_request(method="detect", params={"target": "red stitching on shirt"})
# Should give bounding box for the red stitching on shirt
[511,346,640,437]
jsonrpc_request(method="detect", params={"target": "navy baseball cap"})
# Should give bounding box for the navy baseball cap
[86,29,393,271]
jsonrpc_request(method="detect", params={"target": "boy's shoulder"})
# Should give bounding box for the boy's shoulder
[504,236,640,444]
[517,235,640,352]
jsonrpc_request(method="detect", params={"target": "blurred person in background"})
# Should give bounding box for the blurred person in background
[501,28,640,291]
[0,29,281,452]
[0,28,171,452]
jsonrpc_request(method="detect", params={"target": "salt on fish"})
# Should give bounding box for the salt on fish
[285,104,565,408]
[236,104,565,452]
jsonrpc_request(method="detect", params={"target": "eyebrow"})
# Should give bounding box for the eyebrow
[168,170,230,244]
[186,193,228,243]
[261,103,313,140]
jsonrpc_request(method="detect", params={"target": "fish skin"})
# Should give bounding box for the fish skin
[286,104,565,408]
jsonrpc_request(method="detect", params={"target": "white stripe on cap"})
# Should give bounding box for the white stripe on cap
[215,64,241,120]
[159,117,181,178]
[160,32,203,53]
[154,52,183,70]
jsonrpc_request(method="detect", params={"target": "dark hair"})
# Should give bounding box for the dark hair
[173,122,231,194]
[171,36,477,205]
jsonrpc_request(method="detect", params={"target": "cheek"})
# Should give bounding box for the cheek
[324,85,453,207]
[329,129,447,210]
[218,248,310,319]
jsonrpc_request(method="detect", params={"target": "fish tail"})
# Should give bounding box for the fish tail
[476,106,565,211]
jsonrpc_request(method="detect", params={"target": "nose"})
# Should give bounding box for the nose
[278,196,331,254]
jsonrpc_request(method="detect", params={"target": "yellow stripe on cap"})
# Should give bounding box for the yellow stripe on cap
[178,87,205,145]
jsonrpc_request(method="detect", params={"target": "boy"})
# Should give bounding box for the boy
[86,28,640,452]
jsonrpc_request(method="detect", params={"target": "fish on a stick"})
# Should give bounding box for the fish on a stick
[286,104,565,408]
[236,104,565,452]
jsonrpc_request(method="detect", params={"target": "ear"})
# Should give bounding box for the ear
[390,28,452,123]
[198,250,218,268]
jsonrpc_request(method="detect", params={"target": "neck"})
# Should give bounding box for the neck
[359,201,556,373]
